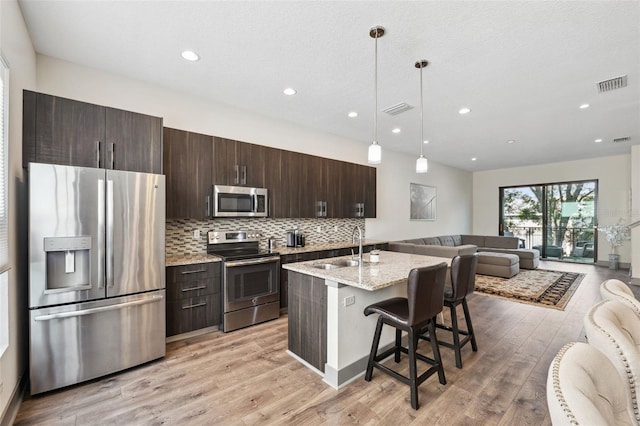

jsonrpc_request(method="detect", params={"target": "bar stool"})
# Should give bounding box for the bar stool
[363,262,448,410]
[422,253,478,368]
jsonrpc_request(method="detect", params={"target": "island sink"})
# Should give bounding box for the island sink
[310,259,369,269]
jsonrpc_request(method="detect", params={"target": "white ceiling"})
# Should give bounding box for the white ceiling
[18,0,640,172]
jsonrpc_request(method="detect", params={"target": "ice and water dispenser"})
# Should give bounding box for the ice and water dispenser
[43,236,92,292]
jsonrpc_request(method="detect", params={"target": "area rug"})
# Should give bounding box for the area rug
[474,269,585,310]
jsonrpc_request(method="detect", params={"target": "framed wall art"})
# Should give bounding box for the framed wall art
[410,183,436,220]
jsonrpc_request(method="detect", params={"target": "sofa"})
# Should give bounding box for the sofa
[388,234,540,270]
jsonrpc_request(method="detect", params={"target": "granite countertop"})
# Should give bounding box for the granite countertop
[166,253,222,267]
[275,239,387,256]
[282,250,450,291]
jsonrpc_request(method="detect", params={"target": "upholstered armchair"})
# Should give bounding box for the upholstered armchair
[600,279,640,317]
[584,300,640,424]
[546,341,635,425]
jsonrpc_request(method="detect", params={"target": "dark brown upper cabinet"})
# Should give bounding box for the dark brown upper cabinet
[23,90,162,174]
[163,128,214,219]
[105,108,162,174]
[161,126,376,219]
[213,137,266,187]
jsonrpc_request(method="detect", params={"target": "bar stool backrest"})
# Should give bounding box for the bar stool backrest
[449,254,479,302]
[407,262,447,326]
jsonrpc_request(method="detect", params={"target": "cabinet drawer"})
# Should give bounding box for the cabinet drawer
[167,262,220,283]
[166,277,220,301]
[166,294,221,337]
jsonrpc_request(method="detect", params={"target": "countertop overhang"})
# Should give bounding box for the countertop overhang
[165,253,222,267]
[283,250,450,291]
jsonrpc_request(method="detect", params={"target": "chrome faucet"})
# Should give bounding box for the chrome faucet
[351,225,363,265]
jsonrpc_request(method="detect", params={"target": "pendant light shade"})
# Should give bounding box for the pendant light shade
[368,26,385,165]
[415,59,429,173]
[416,155,428,173]
[368,142,382,164]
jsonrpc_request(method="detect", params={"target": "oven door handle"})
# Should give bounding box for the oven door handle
[225,256,280,268]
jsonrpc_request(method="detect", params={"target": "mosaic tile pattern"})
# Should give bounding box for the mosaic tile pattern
[166,217,365,257]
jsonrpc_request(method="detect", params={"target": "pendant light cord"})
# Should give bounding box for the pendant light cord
[419,63,424,157]
[374,31,378,145]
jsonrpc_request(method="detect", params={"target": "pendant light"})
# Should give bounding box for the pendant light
[367,26,385,165]
[415,59,429,173]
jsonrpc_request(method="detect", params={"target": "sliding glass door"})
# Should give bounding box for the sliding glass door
[499,180,597,263]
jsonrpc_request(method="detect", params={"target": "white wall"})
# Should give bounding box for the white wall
[473,155,631,264]
[0,0,37,421]
[36,55,474,242]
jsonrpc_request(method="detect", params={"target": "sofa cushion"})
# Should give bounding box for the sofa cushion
[438,235,456,247]
[404,238,427,245]
[387,242,415,254]
[484,235,519,249]
[456,245,479,256]
[450,235,462,246]
[461,235,485,247]
[423,237,441,246]
[413,245,466,258]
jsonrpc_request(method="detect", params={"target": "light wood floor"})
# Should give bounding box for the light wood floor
[15,261,631,425]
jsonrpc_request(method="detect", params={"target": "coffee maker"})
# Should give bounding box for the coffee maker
[286,229,305,247]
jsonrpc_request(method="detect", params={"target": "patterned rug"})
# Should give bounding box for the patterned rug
[474,269,585,310]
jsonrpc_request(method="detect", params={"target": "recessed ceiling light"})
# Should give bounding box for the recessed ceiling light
[423,140,429,144]
[507,140,515,144]
[471,157,477,161]
[348,111,358,118]
[283,88,297,96]
[595,138,603,143]
[392,128,401,134]
[459,107,471,115]
[579,103,590,109]
[181,50,200,61]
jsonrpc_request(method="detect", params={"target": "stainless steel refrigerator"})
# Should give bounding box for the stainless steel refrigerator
[28,162,166,394]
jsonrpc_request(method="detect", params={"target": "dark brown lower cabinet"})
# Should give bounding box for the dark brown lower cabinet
[287,271,327,372]
[166,262,221,337]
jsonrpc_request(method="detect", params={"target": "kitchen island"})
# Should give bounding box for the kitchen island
[283,250,450,389]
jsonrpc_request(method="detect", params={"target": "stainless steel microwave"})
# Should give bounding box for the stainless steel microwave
[213,185,268,217]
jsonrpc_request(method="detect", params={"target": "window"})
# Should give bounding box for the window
[0,51,9,356]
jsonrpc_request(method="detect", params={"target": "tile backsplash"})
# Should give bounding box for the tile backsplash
[166,218,366,256]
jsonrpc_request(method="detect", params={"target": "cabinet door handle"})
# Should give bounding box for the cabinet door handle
[96,141,101,168]
[182,302,207,310]
[180,268,207,275]
[110,142,115,169]
[205,195,211,217]
[241,165,247,185]
[234,165,239,184]
[182,285,207,292]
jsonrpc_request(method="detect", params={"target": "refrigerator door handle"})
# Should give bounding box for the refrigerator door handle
[98,178,105,289]
[106,179,114,288]
[33,294,164,321]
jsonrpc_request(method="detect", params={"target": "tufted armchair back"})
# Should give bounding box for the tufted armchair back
[600,279,640,317]
[584,300,640,425]
[546,341,634,425]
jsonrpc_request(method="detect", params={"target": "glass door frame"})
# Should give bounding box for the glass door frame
[498,179,598,263]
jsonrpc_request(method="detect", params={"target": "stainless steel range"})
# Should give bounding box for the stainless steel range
[207,230,280,332]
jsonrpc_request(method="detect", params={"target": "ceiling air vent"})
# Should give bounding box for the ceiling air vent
[612,136,631,143]
[598,75,627,93]
[382,102,413,116]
